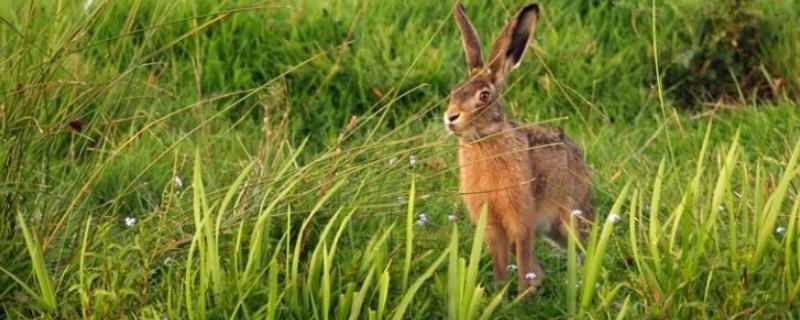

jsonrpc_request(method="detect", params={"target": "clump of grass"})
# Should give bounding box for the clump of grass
[662,0,792,107]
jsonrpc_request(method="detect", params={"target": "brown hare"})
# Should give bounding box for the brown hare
[445,3,593,292]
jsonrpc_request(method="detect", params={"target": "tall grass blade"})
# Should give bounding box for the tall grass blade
[754,139,800,264]
[461,204,488,320]
[402,174,416,291]
[391,249,447,320]
[348,267,376,320]
[16,212,56,312]
[649,158,666,277]
[447,224,460,320]
[581,182,630,311]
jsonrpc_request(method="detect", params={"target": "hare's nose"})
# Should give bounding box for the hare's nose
[446,113,461,122]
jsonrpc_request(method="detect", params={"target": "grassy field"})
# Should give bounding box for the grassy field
[1,0,799,318]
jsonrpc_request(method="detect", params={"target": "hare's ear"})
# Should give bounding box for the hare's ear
[487,4,539,86]
[454,3,484,76]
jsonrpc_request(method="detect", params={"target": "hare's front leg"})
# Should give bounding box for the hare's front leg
[515,230,543,293]
[486,224,510,281]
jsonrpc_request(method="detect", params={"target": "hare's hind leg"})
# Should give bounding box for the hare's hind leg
[545,207,591,264]
[544,223,569,249]
[542,208,568,249]
[486,224,511,281]
[548,205,592,246]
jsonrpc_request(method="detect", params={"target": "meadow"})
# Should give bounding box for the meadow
[1,0,799,318]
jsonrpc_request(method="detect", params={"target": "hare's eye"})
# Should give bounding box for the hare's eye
[478,90,491,102]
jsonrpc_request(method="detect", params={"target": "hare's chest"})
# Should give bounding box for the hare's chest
[458,141,533,222]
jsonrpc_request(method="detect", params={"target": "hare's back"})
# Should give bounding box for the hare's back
[523,125,592,214]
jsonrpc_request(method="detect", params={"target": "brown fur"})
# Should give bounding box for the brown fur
[447,3,592,293]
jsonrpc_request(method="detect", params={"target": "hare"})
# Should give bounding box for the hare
[445,3,592,292]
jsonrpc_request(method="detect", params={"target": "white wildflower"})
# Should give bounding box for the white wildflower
[447,214,457,222]
[415,213,428,225]
[775,226,787,235]
[388,157,399,166]
[124,216,137,227]
[507,264,517,272]
[570,209,583,217]
[607,213,621,223]
[173,176,183,189]
[524,272,538,281]
[409,155,417,167]
[163,257,176,267]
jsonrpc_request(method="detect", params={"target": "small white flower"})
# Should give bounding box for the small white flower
[447,214,457,222]
[775,226,787,235]
[507,264,517,271]
[173,176,183,189]
[163,257,175,267]
[409,155,417,167]
[414,213,428,226]
[717,205,726,213]
[571,209,583,217]
[524,272,538,281]
[607,213,621,223]
[388,157,399,166]
[124,217,137,227]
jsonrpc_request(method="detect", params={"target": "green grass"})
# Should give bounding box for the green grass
[1,0,799,318]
